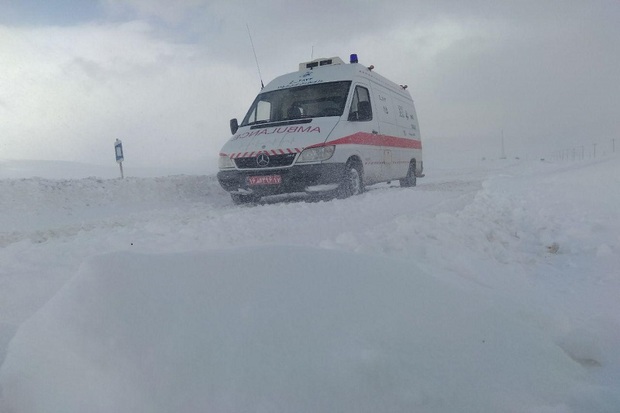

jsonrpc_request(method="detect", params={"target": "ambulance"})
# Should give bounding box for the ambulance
[217,54,423,204]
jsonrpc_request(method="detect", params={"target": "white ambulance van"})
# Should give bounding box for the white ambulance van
[217,54,423,204]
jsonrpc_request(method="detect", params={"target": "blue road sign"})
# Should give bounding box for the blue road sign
[114,139,124,163]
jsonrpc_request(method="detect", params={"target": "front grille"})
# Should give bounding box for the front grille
[234,153,296,169]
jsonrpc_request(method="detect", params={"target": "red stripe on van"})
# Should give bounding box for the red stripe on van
[310,132,422,150]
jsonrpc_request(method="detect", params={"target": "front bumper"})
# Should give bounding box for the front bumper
[217,163,346,196]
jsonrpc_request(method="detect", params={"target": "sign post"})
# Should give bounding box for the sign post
[114,139,124,179]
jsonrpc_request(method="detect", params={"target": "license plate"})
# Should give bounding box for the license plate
[247,175,282,185]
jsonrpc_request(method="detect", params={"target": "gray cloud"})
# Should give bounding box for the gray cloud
[0,0,618,166]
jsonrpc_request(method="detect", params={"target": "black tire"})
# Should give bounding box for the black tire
[399,160,417,188]
[231,193,260,205]
[337,160,364,199]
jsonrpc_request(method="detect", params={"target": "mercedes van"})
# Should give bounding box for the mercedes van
[217,54,423,204]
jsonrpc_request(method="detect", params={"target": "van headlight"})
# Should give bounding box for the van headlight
[218,154,235,169]
[297,145,335,163]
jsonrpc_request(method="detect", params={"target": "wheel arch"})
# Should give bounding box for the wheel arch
[346,154,364,172]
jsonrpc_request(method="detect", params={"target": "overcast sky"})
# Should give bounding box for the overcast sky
[1,0,618,167]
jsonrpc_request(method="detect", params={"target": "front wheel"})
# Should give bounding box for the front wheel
[337,161,364,199]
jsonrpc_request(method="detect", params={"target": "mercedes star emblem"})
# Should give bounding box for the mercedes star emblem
[256,153,270,167]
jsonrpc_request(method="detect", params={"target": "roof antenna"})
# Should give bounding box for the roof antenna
[246,24,264,89]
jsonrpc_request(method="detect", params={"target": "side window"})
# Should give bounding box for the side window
[244,99,272,125]
[255,100,271,123]
[348,86,372,121]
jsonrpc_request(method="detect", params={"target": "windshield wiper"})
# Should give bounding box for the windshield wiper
[249,118,313,130]
[246,120,270,126]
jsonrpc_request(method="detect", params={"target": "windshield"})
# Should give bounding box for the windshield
[240,81,351,126]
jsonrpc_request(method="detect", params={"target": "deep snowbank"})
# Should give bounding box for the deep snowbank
[0,247,593,413]
[0,159,217,180]
[0,174,226,237]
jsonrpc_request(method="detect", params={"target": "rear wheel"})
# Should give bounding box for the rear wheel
[337,160,364,199]
[399,160,417,187]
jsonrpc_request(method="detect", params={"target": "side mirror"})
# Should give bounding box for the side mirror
[230,118,239,135]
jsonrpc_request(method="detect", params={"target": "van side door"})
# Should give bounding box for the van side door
[334,84,382,184]
[392,94,422,178]
[370,84,401,180]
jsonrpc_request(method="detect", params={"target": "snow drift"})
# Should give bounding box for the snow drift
[0,246,599,412]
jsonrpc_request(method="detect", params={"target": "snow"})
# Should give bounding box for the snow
[1,143,619,412]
